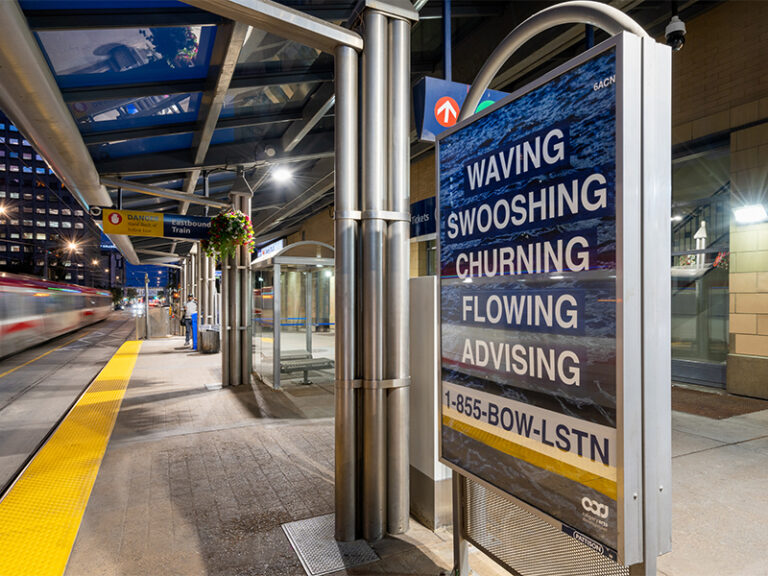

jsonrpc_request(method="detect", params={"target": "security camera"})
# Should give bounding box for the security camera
[665,15,686,51]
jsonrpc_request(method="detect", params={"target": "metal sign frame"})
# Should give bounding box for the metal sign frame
[435,32,670,571]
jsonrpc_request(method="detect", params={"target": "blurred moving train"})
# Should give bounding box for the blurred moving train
[0,272,112,359]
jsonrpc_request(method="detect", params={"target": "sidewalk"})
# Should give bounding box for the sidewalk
[65,337,768,576]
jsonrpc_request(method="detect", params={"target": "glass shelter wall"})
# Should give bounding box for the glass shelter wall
[670,144,730,386]
[251,242,334,389]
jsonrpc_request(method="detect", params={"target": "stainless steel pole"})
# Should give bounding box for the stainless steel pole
[221,253,230,386]
[273,262,282,389]
[334,43,359,542]
[305,270,313,354]
[240,192,253,385]
[362,8,387,543]
[386,15,410,536]
[200,246,209,324]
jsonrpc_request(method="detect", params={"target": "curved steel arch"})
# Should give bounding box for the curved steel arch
[458,0,648,122]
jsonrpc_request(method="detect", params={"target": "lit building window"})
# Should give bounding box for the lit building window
[35,233,46,240]
[62,221,72,229]
[23,219,32,227]
[74,210,84,217]
[11,245,20,252]
[49,221,59,228]
[74,223,84,229]
[36,221,45,227]
[22,232,32,240]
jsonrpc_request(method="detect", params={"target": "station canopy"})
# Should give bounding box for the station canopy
[4,0,708,264]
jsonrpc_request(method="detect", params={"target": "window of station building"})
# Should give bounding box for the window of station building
[0,137,4,144]
[35,208,45,214]
[36,220,45,227]
[9,165,18,172]
[23,193,32,200]
[22,153,31,161]
[36,168,46,175]
[23,207,32,214]
[0,191,4,198]
[35,194,45,201]
[22,139,30,147]
[62,221,72,229]
[49,221,59,228]
[74,210,83,217]
[0,260,5,266]
[23,219,32,227]
[9,125,16,132]
[65,273,71,280]
[9,152,18,159]
[61,208,71,216]
[9,192,18,199]
[0,150,4,157]
[10,245,19,252]
[10,232,19,238]
[22,167,32,174]
[10,220,18,226]
[670,142,730,388]
[9,138,18,145]
[23,246,31,253]
[36,259,44,266]
[74,222,83,229]
[0,165,5,172]
[22,232,32,240]
[0,245,5,251]
[49,208,58,215]
[35,233,45,240]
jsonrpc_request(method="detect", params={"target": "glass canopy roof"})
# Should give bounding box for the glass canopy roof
[9,0,509,261]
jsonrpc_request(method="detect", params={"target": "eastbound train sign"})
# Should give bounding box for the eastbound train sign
[102,209,211,240]
[437,33,671,566]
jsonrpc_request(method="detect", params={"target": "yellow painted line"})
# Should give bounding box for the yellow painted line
[0,331,91,380]
[0,340,142,576]
[443,411,617,500]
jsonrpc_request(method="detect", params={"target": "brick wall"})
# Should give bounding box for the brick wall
[286,207,334,246]
[727,122,768,398]
[671,1,768,131]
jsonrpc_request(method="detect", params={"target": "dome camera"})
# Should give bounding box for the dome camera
[665,15,686,51]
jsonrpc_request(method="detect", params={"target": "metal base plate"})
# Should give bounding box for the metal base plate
[281,514,379,576]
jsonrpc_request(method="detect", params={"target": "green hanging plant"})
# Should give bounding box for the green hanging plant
[202,209,255,260]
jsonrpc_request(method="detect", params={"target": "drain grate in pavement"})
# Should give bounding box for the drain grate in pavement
[282,513,379,576]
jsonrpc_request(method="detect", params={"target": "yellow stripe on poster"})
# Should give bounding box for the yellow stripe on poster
[0,341,142,576]
[443,408,617,500]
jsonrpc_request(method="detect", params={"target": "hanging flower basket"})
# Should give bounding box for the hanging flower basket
[202,209,255,260]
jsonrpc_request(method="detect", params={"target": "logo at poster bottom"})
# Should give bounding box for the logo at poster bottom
[582,497,609,519]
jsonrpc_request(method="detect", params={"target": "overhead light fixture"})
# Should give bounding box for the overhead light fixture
[733,204,767,224]
[273,167,293,183]
[671,215,683,222]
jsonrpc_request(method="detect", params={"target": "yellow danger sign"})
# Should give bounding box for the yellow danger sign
[103,209,163,237]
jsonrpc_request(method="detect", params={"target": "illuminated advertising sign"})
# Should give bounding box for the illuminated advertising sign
[102,209,211,240]
[437,35,661,562]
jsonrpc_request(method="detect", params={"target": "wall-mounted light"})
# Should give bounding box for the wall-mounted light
[733,204,767,224]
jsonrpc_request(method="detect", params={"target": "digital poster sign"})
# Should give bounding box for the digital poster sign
[438,42,631,560]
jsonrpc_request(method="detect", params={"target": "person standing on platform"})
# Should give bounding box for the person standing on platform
[184,294,197,347]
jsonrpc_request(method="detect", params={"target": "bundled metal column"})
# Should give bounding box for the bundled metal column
[334,43,359,543]
[386,15,411,536]
[239,192,253,385]
[207,256,216,324]
[361,9,388,543]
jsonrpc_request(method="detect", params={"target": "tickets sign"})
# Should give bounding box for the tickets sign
[102,209,211,240]
[437,36,649,563]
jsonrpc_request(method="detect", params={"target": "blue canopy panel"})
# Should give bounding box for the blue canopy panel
[69,93,202,133]
[20,1,188,8]
[221,84,314,119]
[89,133,193,160]
[33,25,217,89]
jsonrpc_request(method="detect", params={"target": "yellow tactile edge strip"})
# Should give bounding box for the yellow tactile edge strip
[0,340,142,576]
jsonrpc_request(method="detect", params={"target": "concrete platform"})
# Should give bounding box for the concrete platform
[63,337,768,576]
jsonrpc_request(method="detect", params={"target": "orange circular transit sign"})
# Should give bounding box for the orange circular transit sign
[434,96,460,127]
